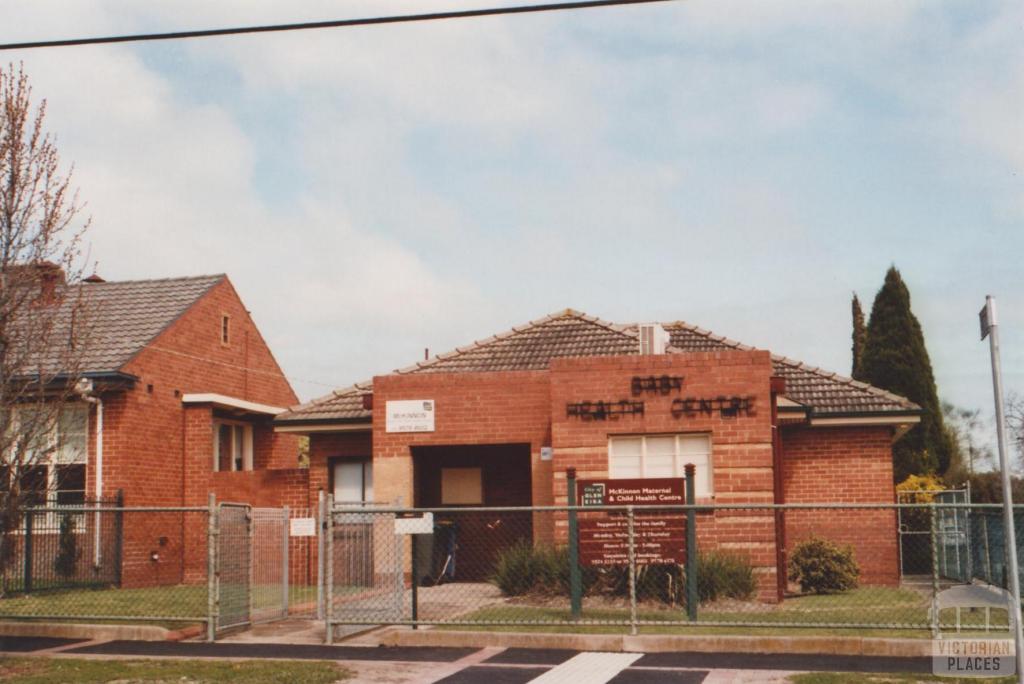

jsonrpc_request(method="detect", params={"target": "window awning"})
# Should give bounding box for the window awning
[181,393,285,416]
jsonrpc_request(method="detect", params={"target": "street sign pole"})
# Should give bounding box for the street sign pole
[980,295,1024,680]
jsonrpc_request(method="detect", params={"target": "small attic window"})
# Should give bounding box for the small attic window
[221,315,230,345]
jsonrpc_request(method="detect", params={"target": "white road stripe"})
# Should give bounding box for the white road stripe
[527,651,642,684]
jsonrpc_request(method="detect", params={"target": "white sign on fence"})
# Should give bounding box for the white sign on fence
[386,399,435,433]
[394,512,434,535]
[289,517,316,537]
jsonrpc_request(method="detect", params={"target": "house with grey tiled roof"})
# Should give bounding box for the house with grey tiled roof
[276,309,919,594]
[8,265,303,587]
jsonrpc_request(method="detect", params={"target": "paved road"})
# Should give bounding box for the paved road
[0,636,932,683]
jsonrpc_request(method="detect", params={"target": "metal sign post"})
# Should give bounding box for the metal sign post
[980,295,1024,680]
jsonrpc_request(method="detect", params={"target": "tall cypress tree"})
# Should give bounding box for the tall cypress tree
[859,267,951,481]
[851,294,867,379]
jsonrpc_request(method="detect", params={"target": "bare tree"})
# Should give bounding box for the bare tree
[0,63,92,589]
[941,400,994,480]
[1008,392,1024,467]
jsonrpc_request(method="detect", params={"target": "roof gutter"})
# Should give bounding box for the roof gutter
[274,420,372,434]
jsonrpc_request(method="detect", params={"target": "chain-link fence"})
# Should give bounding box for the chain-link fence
[0,503,211,627]
[325,501,1023,638]
[1,498,1020,641]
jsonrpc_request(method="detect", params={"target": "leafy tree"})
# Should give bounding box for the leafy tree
[851,294,867,379]
[858,267,952,481]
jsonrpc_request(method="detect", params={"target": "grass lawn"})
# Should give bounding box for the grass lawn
[440,587,1013,639]
[790,673,1014,683]
[0,584,319,627]
[0,657,350,683]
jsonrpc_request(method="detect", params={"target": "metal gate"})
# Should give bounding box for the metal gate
[216,504,251,631]
[251,508,289,623]
[325,503,405,641]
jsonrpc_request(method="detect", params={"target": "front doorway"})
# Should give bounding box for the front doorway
[412,444,533,582]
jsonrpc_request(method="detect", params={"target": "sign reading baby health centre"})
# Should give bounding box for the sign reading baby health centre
[385,399,435,433]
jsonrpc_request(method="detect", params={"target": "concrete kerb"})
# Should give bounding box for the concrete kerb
[377,628,933,657]
[0,621,173,642]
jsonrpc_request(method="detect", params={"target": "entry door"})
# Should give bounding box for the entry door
[333,460,373,505]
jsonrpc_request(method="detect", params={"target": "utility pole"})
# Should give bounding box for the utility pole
[980,295,1024,680]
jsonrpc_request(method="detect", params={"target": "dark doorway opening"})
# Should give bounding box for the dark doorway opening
[413,444,532,582]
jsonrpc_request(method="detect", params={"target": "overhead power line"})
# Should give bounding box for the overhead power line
[0,0,677,51]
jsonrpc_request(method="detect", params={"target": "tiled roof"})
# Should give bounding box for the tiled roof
[282,382,374,423]
[658,322,920,416]
[33,275,224,375]
[276,310,921,424]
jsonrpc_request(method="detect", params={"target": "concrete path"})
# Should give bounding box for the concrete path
[0,636,934,683]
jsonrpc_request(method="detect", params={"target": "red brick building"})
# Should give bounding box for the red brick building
[29,272,305,586]
[275,310,922,598]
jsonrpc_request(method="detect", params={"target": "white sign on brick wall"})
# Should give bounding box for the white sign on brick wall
[289,517,316,537]
[385,399,435,433]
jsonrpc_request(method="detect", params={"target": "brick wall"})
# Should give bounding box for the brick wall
[90,277,301,587]
[781,425,899,586]
[549,352,779,600]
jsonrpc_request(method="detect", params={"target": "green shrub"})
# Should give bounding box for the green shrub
[491,541,537,596]
[54,514,79,580]
[491,542,596,597]
[788,536,860,594]
[697,551,757,602]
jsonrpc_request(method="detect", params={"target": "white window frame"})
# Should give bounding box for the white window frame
[212,419,254,472]
[332,459,373,506]
[8,404,89,531]
[608,433,713,497]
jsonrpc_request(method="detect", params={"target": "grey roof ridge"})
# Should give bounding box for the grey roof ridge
[81,273,227,286]
[658,320,921,412]
[391,308,639,375]
[112,274,226,372]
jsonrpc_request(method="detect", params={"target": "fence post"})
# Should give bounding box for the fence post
[627,505,637,636]
[930,503,940,638]
[685,463,698,622]
[23,509,33,594]
[247,506,254,627]
[981,514,992,583]
[324,493,334,645]
[282,506,290,619]
[207,493,217,642]
[317,490,325,620]
[409,532,417,630]
[113,490,124,587]
[567,468,581,619]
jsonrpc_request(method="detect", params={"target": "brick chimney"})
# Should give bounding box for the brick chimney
[2,262,67,304]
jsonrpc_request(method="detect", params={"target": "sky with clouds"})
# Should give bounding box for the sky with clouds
[4,1,1022,453]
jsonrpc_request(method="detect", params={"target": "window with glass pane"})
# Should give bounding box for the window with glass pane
[56,407,87,465]
[232,425,244,471]
[212,420,253,472]
[55,464,85,506]
[608,434,713,496]
[334,460,372,504]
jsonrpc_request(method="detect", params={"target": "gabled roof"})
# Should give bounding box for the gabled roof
[48,274,224,375]
[276,309,921,425]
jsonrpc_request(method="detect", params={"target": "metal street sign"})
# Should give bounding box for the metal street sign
[980,297,996,340]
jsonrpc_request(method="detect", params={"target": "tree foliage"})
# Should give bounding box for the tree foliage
[850,294,867,379]
[857,267,952,481]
